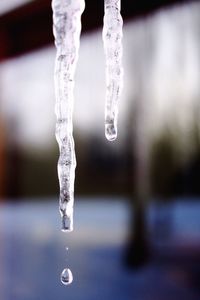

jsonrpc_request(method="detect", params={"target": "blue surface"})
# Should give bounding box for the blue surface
[0,198,199,300]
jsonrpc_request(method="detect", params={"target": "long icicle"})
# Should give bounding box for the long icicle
[52,0,85,232]
[103,0,123,141]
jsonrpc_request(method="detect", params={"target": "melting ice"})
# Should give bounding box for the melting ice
[52,0,123,233]
[103,0,123,141]
[52,0,85,232]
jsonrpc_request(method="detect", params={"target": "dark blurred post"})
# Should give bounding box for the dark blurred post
[0,118,6,199]
[6,118,21,199]
[124,20,154,268]
[149,130,179,239]
[125,95,150,268]
[0,19,9,199]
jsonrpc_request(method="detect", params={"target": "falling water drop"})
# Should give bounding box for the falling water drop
[61,268,73,285]
[52,0,124,284]
[103,0,123,141]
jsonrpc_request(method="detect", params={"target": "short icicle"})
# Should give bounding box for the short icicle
[103,0,123,141]
[52,0,85,232]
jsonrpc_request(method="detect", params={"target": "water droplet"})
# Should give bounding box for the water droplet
[61,268,73,285]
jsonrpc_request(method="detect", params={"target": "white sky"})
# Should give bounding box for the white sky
[0,1,200,150]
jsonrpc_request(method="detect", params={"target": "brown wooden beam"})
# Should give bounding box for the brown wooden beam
[0,0,196,61]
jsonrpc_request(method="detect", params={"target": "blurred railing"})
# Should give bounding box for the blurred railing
[0,0,196,60]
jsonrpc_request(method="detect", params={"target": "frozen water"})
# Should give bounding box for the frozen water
[52,0,123,234]
[52,0,85,232]
[103,0,123,141]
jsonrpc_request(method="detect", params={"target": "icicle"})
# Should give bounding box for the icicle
[52,0,85,232]
[103,0,123,141]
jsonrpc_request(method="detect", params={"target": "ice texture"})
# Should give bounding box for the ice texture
[103,0,123,141]
[52,0,85,231]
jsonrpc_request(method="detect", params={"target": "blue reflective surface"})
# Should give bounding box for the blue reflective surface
[0,198,199,300]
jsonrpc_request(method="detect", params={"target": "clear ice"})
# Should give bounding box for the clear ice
[61,268,73,285]
[52,0,85,232]
[103,0,123,141]
[52,0,123,232]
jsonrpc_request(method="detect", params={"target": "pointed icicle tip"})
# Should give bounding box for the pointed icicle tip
[105,121,117,141]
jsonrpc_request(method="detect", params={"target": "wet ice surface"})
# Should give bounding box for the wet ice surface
[103,0,123,141]
[0,198,200,300]
[52,0,85,231]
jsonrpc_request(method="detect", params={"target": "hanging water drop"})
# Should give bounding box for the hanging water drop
[52,0,85,232]
[103,0,123,141]
[61,268,73,285]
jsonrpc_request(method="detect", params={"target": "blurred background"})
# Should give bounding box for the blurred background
[0,0,200,299]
